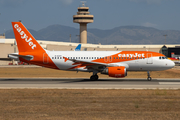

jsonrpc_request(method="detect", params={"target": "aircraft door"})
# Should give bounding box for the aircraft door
[104,56,112,63]
[147,53,153,64]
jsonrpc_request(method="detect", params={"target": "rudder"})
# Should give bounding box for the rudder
[12,22,43,53]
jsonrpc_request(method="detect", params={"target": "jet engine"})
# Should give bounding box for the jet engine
[101,66,127,78]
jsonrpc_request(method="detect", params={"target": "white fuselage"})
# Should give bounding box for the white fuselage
[46,51,175,72]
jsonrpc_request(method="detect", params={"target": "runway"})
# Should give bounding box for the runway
[0,78,180,89]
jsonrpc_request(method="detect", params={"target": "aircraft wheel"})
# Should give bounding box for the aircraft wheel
[94,75,99,80]
[90,75,99,80]
[147,77,152,81]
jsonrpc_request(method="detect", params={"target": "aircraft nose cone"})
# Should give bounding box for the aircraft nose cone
[167,60,175,68]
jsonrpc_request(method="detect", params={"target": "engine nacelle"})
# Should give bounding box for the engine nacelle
[101,66,127,78]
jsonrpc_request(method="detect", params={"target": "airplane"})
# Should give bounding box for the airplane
[74,44,81,51]
[9,21,175,81]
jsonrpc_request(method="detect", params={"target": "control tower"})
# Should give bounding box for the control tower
[73,2,94,44]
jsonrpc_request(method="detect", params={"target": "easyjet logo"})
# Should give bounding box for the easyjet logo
[14,24,36,49]
[118,53,145,58]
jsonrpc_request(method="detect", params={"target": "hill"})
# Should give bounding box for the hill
[5,25,180,44]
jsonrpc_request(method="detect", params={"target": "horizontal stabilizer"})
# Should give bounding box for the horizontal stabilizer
[9,53,33,61]
[0,58,12,61]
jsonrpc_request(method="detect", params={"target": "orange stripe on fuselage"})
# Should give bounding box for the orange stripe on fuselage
[92,51,164,63]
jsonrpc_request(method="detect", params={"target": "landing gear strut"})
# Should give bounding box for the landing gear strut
[147,71,152,81]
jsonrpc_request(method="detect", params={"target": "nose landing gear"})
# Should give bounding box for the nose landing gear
[147,71,152,81]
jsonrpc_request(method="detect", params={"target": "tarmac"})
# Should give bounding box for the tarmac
[0,78,180,89]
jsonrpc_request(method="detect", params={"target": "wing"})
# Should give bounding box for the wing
[63,57,129,71]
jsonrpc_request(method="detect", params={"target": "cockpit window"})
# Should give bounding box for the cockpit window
[159,56,167,59]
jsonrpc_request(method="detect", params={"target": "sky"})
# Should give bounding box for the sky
[0,0,180,33]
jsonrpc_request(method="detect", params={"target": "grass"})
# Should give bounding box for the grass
[0,89,180,120]
[0,67,180,119]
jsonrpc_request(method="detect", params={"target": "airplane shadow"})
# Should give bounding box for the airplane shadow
[57,78,180,83]
[0,78,180,83]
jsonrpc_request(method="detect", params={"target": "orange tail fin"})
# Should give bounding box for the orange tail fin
[12,22,43,53]
[11,22,58,69]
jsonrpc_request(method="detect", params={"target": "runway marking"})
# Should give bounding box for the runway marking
[159,82,180,85]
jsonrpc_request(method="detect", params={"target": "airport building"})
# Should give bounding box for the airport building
[1,37,180,65]
[0,2,180,65]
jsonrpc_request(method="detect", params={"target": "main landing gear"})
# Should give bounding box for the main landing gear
[147,71,152,81]
[90,74,99,80]
[90,70,99,80]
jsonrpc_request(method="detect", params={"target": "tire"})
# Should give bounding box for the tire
[90,75,99,81]
[94,75,99,80]
[147,77,152,81]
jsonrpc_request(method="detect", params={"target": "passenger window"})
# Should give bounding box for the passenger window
[81,57,83,59]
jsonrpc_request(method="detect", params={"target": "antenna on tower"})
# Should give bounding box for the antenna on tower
[80,1,86,7]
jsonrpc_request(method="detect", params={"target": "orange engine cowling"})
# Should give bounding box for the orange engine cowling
[101,66,127,78]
